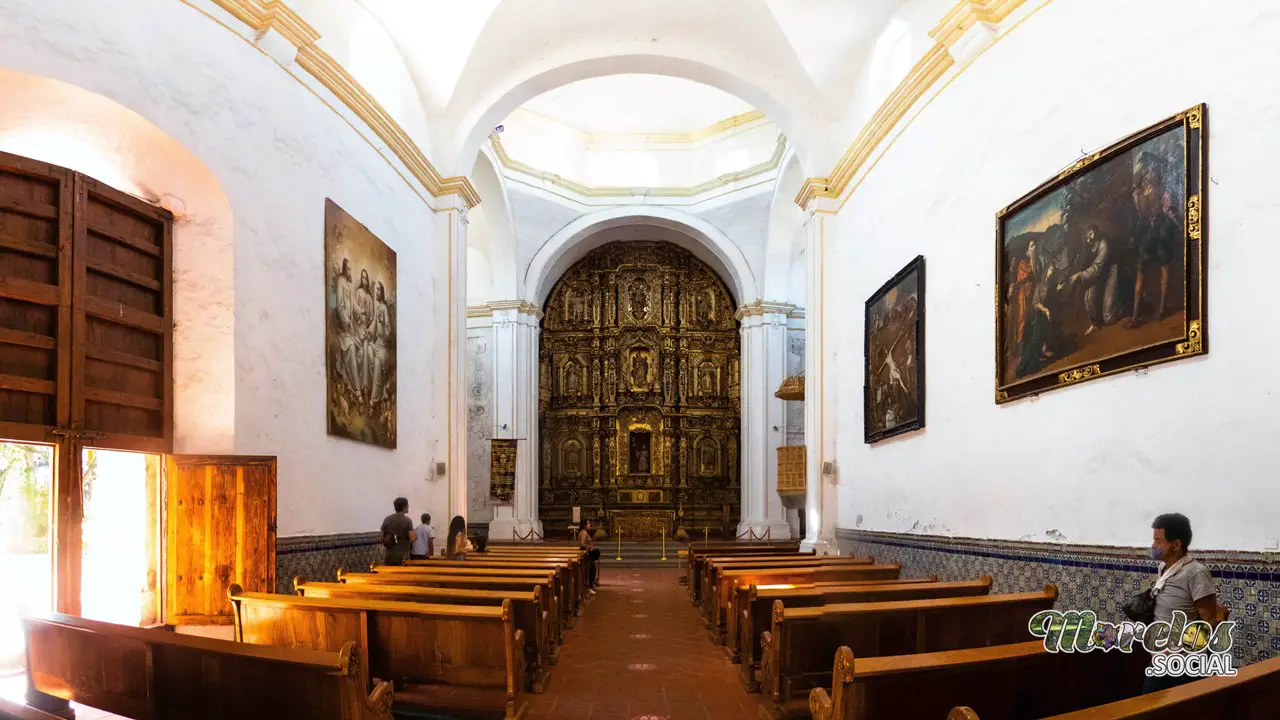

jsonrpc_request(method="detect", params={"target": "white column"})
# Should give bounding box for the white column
[486,301,543,540]
[737,301,795,540]
[802,207,839,552]
[441,199,469,521]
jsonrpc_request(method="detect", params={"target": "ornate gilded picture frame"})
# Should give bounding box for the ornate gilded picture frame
[864,255,925,443]
[995,105,1206,403]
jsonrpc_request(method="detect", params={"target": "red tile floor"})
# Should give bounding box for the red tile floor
[526,566,767,720]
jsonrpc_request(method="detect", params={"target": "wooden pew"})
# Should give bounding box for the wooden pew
[22,613,393,720]
[1023,654,1280,720]
[229,586,526,720]
[707,562,896,642]
[0,697,61,720]
[701,555,871,618]
[297,577,554,690]
[731,576,949,666]
[407,558,582,619]
[687,544,806,600]
[807,641,1147,720]
[736,576,979,690]
[759,586,1059,712]
[687,543,805,597]
[368,564,577,627]
[338,570,562,646]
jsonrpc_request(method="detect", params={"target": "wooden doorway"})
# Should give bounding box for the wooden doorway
[0,151,276,671]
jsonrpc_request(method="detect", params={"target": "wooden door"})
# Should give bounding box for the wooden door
[165,455,277,625]
[71,174,172,452]
[0,151,73,443]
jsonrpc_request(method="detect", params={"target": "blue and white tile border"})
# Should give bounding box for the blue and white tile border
[835,528,1279,666]
[275,532,382,595]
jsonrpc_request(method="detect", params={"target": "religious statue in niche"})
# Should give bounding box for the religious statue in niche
[567,290,584,324]
[629,279,650,321]
[695,288,715,324]
[629,431,651,474]
[700,440,718,476]
[564,361,582,395]
[698,362,718,396]
[630,349,650,390]
[562,438,583,477]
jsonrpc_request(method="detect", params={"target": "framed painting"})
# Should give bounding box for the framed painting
[324,198,397,447]
[864,255,925,443]
[995,104,1206,403]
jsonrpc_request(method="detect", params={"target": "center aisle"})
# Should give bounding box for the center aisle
[525,566,768,720]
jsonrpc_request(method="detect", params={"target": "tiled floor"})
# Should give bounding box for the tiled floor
[526,567,767,720]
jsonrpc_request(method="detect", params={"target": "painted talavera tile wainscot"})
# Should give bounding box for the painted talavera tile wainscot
[837,529,1280,666]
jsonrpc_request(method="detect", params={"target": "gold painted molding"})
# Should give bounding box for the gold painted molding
[206,0,480,208]
[796,0,1032,210]
[490,131,788,199]
[515,108,768,148]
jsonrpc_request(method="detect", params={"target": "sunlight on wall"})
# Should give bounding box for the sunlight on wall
[350,11,403,118]
[867,18,913,111]
[0,127,141,197]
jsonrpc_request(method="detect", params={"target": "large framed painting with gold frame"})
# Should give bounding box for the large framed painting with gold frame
[996,105,1207,404]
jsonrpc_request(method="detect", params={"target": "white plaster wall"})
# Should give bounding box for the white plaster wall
[831,0,1280,552]
[785,324,805,448]
[465,323,494,521]
[0,0,451,537]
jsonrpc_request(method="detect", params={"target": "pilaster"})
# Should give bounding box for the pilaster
[736,301,796,540]
[484,301,544,540]
[440,199,469,521]
[803,205,839,552]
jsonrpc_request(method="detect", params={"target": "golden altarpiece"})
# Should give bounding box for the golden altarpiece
[539,242,740,538]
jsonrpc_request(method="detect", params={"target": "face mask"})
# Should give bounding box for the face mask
[1150,546,1163,560]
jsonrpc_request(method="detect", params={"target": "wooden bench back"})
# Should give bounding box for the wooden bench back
[709,564,900,628]
[355,566,574,625]
[763,587,1058,705]
[22,613,389,720]
[704,557,876,614]
[687,544,805,596]
[734,578,983,669]
[810,641,1146,720]
[1025,655,1280,720]
[228,585,524,716]
[294,579,553,693]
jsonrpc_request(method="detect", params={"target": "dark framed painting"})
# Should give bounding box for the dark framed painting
[324,199,397,447]
[995,104,1207,403]
[864,255,925,443]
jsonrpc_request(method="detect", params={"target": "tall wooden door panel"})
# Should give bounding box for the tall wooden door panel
[72,175,172,452]
[165,455,277,625]
[0,152,72,443]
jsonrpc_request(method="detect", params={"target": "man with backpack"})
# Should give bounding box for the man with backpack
[380,497,416,566]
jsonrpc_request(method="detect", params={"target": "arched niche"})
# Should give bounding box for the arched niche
[0,69,235,452]
[525,206,758,309]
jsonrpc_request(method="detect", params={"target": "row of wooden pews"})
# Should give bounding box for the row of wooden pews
[16,542,592,719]
[758,556,1280,720]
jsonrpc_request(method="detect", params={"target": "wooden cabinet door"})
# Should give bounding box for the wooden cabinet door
[165,455,277,625]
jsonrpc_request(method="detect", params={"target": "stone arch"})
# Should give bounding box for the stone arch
[451,54,825,178]
[762,150,808,305]
[468,148,519,301]
[0,68,236,452]
[525,206,758,308]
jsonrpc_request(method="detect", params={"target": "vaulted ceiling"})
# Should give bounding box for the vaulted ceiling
[357,0,909,173]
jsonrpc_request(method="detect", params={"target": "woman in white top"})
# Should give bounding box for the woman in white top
[446,515,473,559]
